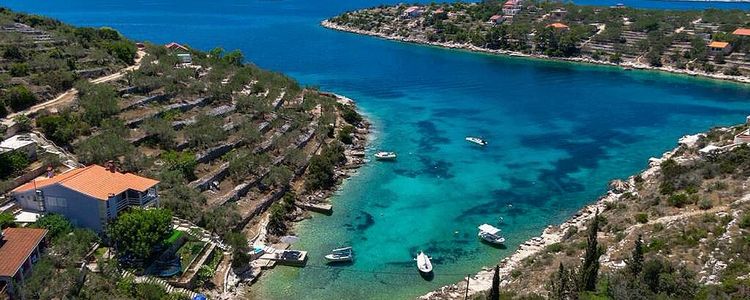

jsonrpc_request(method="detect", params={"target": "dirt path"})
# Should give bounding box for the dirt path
[3,49,146,123]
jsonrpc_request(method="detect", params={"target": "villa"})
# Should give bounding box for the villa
[9,164,159,232]
[503,0,522,16]
[488,15,505,25]
[550,8,567,21]
[708,41,732,55]
[403,6,423,18]
[0,227,48,299]
[732,28,750,37]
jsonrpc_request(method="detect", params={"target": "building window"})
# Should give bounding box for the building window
[46,197,67,209]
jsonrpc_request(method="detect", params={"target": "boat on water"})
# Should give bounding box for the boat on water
[465,136,488,146]
[478,223,505,244]
[415,251,433,273]
[324,247,353,262]
[374,151,397,160]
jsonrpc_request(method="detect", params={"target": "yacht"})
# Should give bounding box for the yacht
[324,247,353,262]
[478,224,505,244]
[415,251,433,273]
[465,137,488,146]
[374,151,397,160]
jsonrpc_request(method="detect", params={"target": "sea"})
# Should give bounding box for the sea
[4,0,750,299]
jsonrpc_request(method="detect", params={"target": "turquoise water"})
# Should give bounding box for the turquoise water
[6,0,750,299]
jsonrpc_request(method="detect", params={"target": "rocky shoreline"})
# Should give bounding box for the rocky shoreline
[418,134,693,299]
[321,20,750,85]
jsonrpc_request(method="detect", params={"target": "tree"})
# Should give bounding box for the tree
[142,117,176,149]
[34,213,73,238]
[4,85,37,111]
[161,150,197,181]
[108,208,172,265]
[107,40,137,64]
[185,114,226,148]
[548,262,575,300]
[629,234,644,277]
[202,204,241,238]
[77,82,119,126]
[49,228,98,267]
[160,184,206,222]
[225,231,250,268]
[489,265,500,300]
[580,210,602,292]
[0,212,16,229]
[0,150,29,179]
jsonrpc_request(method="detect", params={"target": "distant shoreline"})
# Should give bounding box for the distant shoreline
[321,20,750,86]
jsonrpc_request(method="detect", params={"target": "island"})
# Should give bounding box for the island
[324,1,750,83]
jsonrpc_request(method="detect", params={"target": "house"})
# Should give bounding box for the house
[0,228,47,299]
[488,15,506,25]
[0,135,37,161]
[708,41,732,55]
[433,8,445,15]
[550,8,567,21]
[403,6,424,18]
[10,164,159,232]
[732,28,750,37]
[502,0,522,16]
[165,42,190,53]
[546,22,570,31]
[177,53,192,64]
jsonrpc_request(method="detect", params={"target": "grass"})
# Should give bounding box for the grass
[177,240,207,272]
[164,230,184,246]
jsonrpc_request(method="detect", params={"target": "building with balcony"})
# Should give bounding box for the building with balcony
[9,164,159,232]
[0,227,47,299]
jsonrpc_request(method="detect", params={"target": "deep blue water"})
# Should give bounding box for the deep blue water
[5,0,750,299]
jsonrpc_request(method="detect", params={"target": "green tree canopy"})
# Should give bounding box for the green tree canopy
[108,208,173,264]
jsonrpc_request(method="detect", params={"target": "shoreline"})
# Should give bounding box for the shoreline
[321,20,750,86]
[419,134,690,299]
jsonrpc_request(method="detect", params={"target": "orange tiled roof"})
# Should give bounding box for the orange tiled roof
[0,228,47,277]
[165,42,189,51]
[12,165,159,201]
[547,22,569,29]
[708,41,730,48]
[733,28,750,36]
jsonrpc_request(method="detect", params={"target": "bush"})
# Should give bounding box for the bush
[4,85,37,111]
[0,150,29,179]
[0,212,16,229]
[667,193,689,208]
[739,214,750,229]
[698,199,713,210]
[9,63,29,77]
[635,213,648,224]
[35,214,73,239]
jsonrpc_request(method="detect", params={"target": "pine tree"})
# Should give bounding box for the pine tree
[580,209,602,291]
[548,262,573,300]
[628,234,644,277]
[489,265,500,300]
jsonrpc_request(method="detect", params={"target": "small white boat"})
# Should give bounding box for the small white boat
[374,151,397,160]
[325,247,353,262]
[478,224,505,244]
[415,251,433,273]
[465,137,488,146]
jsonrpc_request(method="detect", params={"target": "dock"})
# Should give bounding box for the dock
[297,202,333,214]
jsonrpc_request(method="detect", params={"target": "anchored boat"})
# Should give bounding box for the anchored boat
[415,251,433,273]
[325,247,353,263]
[374,151,397,160]
[465,136,488,146]
[478,223,505,244]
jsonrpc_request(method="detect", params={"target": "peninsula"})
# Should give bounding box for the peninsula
[324,1,750,83]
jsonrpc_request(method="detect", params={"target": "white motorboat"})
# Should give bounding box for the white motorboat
[415,251,433,273]
[325,247,353,262]
[478,224,505,244]
[374,151,397,160]
[465,137,488,146]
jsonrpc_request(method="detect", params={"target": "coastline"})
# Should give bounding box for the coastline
[320,20,750,86]
[419,134,690,299]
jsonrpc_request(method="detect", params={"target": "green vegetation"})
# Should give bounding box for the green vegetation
[108,208,173,266]
[0,150,29,179]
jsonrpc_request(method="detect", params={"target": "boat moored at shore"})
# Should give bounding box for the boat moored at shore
[374,151,397,160]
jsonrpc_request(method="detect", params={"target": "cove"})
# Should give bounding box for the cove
[5,0,750,299]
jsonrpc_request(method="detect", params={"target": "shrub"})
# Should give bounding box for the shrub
[9,63,29,77]
[739,214,750,229]
[698,199,713,210]
[4,85,37,111]
[546,243,564,253]
[635,213,648,224]
[667,193,689,208]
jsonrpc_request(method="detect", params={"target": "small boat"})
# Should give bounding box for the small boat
[623,67,633,71]
[415,251,433,273]
[374,151,397,160]
[325,247,353,262]
[478,224,505,244]
[465,137,488,146]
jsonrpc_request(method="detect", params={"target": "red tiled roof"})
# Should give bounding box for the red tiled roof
[12,165,159,201]
[490,15,503,21]
[165,42,189,51]
[733,28,750,36]
[547,22,570,29]
[708,41,730,48]
[0,228,47,277]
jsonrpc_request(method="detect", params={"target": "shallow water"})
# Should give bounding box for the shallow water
[6,0,750,299]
